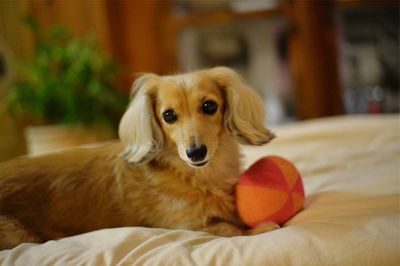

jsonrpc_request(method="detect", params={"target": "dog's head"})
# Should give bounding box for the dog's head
[119,67,275,168]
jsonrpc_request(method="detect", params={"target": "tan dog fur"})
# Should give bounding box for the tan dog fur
[0,67,275,250]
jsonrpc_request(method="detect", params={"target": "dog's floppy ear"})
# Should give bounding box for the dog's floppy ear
[209,66,275,145]
[118,74,164,164]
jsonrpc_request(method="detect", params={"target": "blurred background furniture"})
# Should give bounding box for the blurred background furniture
[0,0,398,160]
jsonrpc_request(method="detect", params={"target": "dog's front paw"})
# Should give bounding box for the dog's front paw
[201,222,244,237]
[246,221,280,235]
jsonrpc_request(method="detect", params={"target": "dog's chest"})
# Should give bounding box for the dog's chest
[124,161,240,229]
[152,187,236,229]
[140,174,237,229]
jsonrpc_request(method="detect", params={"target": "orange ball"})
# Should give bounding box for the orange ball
[236,156,305,227]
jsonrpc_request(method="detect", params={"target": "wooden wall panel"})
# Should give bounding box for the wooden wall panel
[20,0,170,91]
[23,0,112,55]
[288,0,343,119]
[106,1,169,90]
[0,1,31,161]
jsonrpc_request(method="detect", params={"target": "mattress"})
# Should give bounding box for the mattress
[1,115,399,266]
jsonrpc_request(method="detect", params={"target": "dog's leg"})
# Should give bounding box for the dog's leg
[0,216,40,250]
[245,221,280,235]
[201,221,279,237]
[201,222,245,237]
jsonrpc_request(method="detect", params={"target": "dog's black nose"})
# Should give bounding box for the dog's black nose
[186,145,207,162]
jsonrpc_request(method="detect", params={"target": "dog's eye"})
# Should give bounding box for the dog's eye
[162,109,178,124]
[201,100,218,115]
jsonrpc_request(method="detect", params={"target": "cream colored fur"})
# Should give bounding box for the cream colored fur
[0,67,275,250]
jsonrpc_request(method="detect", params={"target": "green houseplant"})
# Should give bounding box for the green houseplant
[6,18,127,154]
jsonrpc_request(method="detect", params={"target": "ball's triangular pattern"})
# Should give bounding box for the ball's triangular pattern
[292,174,305,198]
[237,186,288,226]
[239,158,288,190]
[269,156,299,189]
[256,193,294,226]
[292,193,305,214]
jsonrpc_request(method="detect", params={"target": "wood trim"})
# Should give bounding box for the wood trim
[168,6,286,30]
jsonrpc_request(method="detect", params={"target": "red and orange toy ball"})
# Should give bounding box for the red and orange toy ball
[236,156,305,227]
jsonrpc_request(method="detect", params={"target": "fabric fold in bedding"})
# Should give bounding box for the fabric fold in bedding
[1,115,399,265]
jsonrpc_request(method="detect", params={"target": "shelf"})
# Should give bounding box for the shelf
[167,4,287,30]
[336,0,398,10]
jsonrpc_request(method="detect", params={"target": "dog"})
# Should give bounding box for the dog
[0,67,276,250]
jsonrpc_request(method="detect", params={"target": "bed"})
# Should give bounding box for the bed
[1,115,399,265]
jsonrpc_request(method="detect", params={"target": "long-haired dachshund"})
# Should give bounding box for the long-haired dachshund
[0,67,276,250]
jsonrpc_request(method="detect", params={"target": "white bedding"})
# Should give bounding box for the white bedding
[1,115,399,266]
